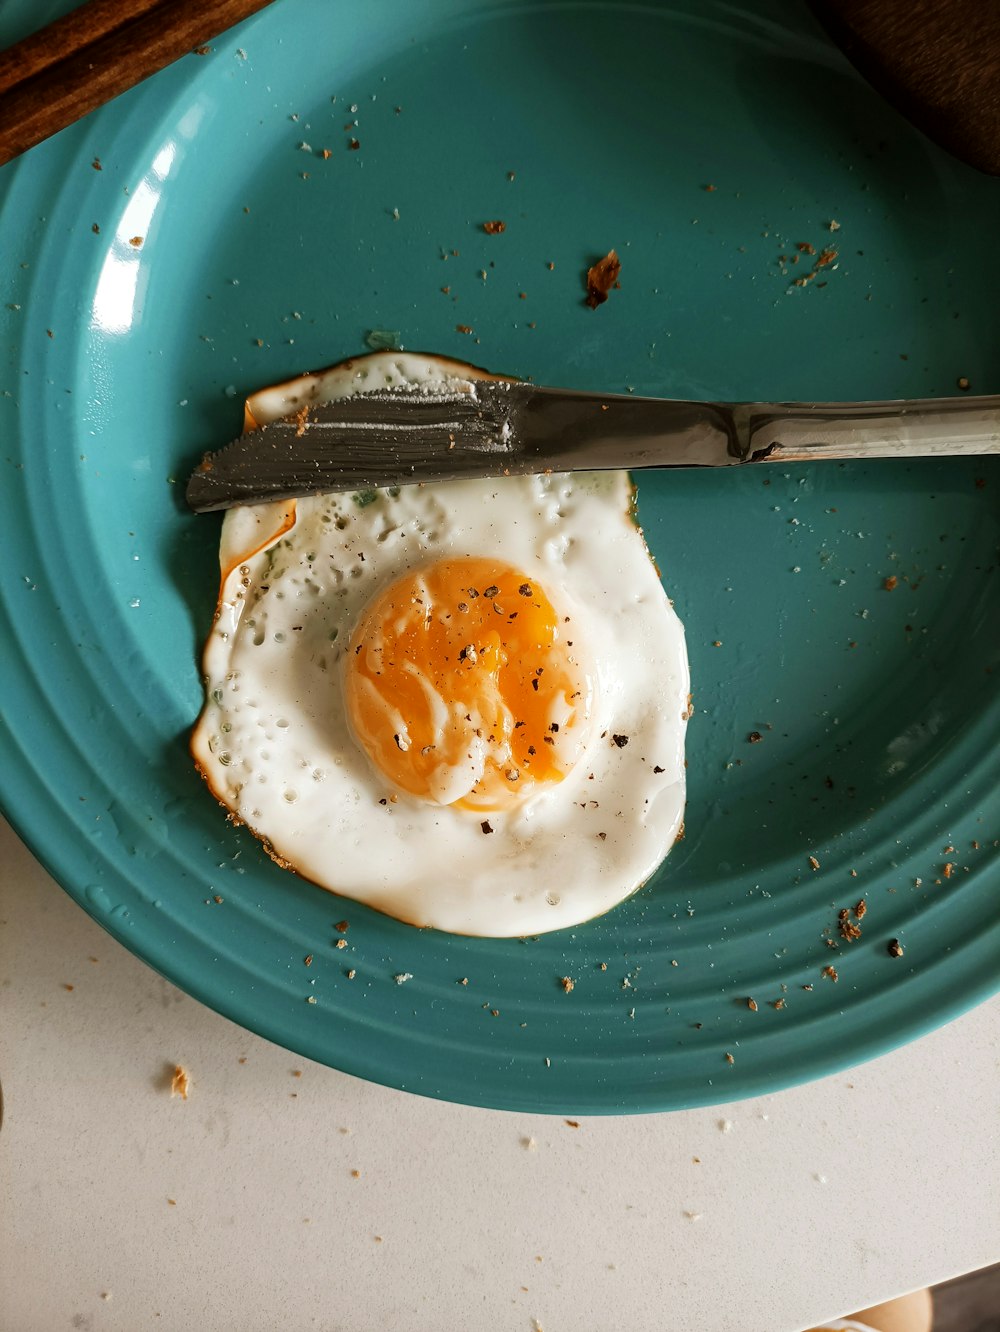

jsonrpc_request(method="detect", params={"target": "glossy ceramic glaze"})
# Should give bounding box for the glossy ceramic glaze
[1,0,998,1111]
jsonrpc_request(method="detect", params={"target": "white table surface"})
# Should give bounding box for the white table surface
[2,813,998,1332]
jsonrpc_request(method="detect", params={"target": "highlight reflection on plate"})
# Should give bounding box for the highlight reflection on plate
[0,0,998,1113]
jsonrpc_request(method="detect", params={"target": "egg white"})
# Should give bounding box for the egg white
[191,352,689,936]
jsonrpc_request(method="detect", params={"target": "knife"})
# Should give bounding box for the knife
[185,381,1000,513]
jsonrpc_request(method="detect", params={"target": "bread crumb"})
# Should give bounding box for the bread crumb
[725,1052,735,1065]
[170,1066,190,1099]
[838,909,862,942]
[522,1136,537,1151]
[747,997,758,1011]
[888,939,905,958]
[883,575,898,591]
[809,855,820,870]
[128,236,143,248]
[584,250,621,309]
[822,965,839,982]
[393,972,413,985]
[482,220,506,234]
[560,976,575,993]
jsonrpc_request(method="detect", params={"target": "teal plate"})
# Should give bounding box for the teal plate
[2,0,998,1113]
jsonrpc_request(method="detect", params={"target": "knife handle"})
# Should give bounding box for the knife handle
[504,385,1000,472]
[739,395,1000,465]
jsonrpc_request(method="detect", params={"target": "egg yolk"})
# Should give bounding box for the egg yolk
[344,557,594,811]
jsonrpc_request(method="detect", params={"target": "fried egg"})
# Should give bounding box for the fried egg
[191,351,689,936]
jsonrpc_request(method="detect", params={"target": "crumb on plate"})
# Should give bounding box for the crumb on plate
[584,250,621,309]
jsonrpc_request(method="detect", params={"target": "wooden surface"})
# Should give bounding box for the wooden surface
[933,1264,1000,1332]
[0,0,275,166]
[811,0,1000,175]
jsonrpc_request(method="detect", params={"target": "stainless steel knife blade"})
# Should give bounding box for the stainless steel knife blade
[185,380,1000,513]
